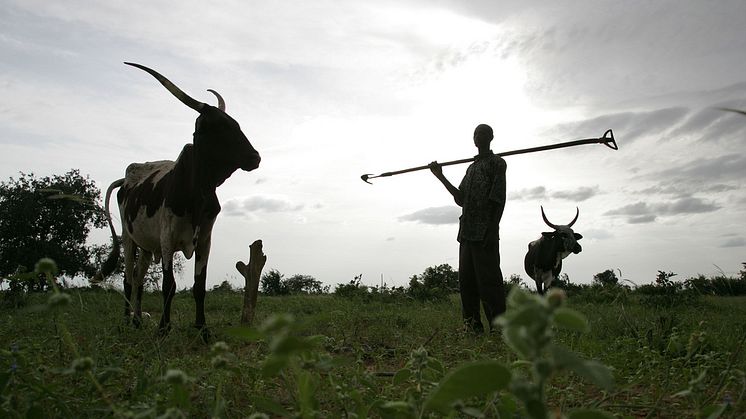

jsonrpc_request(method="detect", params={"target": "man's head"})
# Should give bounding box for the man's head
[473,124,494,149]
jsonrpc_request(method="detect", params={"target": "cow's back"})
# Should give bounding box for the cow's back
[118,160,180,256]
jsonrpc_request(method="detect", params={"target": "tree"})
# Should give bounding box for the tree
[285,274,327,294]
[261,269,289,296]
[592,269,619,287]
[408,264,459,301]
[0,170,105,288]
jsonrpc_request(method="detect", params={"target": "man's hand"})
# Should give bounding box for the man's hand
[429,161,443,178]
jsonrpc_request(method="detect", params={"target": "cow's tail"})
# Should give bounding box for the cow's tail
[92,178,125,282]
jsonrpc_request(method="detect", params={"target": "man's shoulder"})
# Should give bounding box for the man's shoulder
[490,154,507,169]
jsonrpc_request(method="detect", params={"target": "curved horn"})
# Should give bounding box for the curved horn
[206,89,225,111]
[124,62,204,112]
[567,207,580,228]
[540,205,558,229]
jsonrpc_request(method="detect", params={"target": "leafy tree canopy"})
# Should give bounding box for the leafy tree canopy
[0,170,105,281]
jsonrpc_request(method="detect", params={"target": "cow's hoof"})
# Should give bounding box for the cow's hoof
[194,324,210,343]
[158,323,172,337]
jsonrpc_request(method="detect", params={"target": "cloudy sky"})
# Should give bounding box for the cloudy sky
[2,0,745,290]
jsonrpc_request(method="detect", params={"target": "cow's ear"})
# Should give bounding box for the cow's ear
[574,233,583,240]
[541,232,554,238]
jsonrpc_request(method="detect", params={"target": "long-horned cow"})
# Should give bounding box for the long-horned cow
[95,62,261,334]
[524,206,583,294]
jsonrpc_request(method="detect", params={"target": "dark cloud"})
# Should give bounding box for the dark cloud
[606,202,650,216]
[662,197,721,214]
[604,197,721,223]
[509,185,600,201]
[223,196,304,216]
[637,182,738,198]
[551,186,600,201]
[720,237,746,248]
[549,107,689,145]
[657,154,746,183]
[668,103,746,143]
[509,186,546,200]
[398,206,460,225]
[628,214,657,224]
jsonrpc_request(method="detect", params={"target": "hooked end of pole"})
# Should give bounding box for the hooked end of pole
[602,129,618,150]
[361,174,373,184]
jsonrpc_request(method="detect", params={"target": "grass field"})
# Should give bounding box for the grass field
[1,287,745,418]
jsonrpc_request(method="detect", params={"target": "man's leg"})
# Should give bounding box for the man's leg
[472,241,506,330]
[459,241,484,333]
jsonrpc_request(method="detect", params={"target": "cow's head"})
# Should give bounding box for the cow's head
[124,62,261,183]
[540,206,583,255]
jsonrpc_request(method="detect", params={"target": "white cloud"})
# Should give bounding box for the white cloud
[398,206,460,225]
[223,196,305,216]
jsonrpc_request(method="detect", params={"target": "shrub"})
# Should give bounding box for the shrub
[407,264,458,302]
[284,274,328,294]
[260,269,289,296]
[260,269,328,295]
[593,269,619,287]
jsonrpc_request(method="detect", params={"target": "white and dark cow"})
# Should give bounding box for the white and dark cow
[524,206,583,294]
[95,62,261,334]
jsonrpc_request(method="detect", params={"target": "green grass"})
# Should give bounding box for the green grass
[1,288,744,417]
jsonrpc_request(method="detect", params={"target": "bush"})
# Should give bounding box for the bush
[407,264,458,302]
[285,274,328,294]
[637,270,700,307]
[593,269,619,287]
[260,269,328,295]
[260,269,289,296]
[333,274,369,298]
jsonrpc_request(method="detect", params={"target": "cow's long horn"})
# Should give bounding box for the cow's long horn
[567,207,580,228]
[124,62,204,112]
[207,89,225,111]
[540,206,558,229]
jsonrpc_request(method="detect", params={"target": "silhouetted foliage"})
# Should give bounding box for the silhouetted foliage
[333,274,407,302]
[259,270,327,295]
[211,280,235,292]
[592,269,619,287]
[408,264,458,301]
[285,274,328,294]
[0,170,105,290]
[260,269,288,296]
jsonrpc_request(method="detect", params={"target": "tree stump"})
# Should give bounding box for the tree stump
[235,239,267,325]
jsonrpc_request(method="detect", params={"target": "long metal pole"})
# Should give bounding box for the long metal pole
[361,129,616,184]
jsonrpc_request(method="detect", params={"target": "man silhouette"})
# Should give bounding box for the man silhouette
[429,124,507,333]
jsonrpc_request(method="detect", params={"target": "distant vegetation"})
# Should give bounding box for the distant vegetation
[1,257,744,417]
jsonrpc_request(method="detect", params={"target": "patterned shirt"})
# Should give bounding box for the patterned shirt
[457,152,507,242]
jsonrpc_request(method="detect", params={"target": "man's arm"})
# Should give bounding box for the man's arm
[483,158,507,246]
[489,158,507,222]
[429,161,463,206]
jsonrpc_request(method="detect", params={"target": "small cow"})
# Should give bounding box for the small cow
[95,62,261,334]
[524,206,583,294]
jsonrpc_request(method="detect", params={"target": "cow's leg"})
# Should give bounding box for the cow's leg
[131,249,152,327]
[193,238,211,339]
[158,251,176,334]
[122,236,137,323]
[532,268,544,295]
